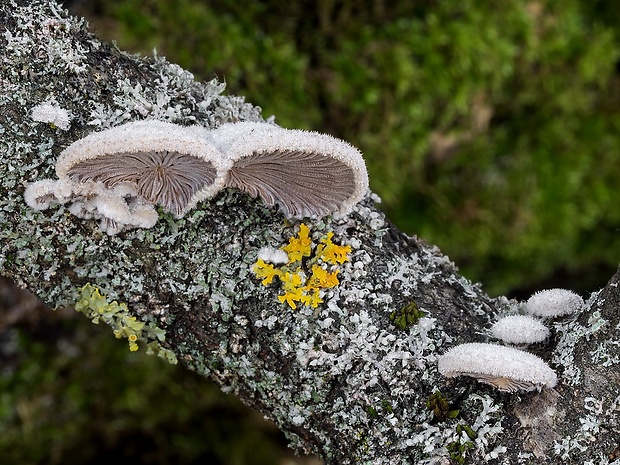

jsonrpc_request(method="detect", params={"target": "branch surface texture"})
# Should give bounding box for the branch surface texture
[0,2,618,464]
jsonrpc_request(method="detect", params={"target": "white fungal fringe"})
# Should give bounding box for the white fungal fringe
[24,179,60,210]
[31,102,72,131]
[25,178,157,235]
[257,247,289,265]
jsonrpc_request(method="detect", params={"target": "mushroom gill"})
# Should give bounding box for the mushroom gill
[56,120,230,217]
[65,150,218,217]
[208,122,369,218]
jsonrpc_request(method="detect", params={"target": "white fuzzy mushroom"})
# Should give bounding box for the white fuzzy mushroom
[24,179,60,210]
[31,102,72,130]
[490,315,550,345]
[207,121,369,218]
[25,174,157,235]
[438,342,557,392]
[525,288,584,318]
[257,246,289,265]
[56,120,231,217]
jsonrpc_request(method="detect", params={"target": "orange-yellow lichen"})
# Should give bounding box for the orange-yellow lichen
[282,223,313,263]
[252,259,282,285]
[307,264,340,289]
[300,287,323,308]
[252,224,351,309]
[316,232,352,264]
[278,288,305,309]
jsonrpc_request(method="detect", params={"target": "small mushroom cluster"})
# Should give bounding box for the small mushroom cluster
[438,288,584,393]
[24,120,369,234]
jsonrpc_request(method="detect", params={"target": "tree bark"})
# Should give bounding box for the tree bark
[1,1,618,464]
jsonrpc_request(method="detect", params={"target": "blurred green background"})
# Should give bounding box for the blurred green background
[2,0,620,463]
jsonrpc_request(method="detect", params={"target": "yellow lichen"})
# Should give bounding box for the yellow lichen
[278,287,305,309]
[74,284,177,363]
[252,224,351,309]
[299,287,323,308]
[307,264,340,289]
[282,223,312,263]
[252,259,281,285]
[127,334,139,352]
[316,232,352,264]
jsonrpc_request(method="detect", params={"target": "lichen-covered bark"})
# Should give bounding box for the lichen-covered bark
[1,1,618,464]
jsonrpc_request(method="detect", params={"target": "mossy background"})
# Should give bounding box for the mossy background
[1,0,620,463]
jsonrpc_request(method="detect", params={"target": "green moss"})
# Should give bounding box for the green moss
[381,399,393,414]
[425,392,478,464]
[366,406,378,419]
[74,284,178,364]
[445,423,478,464]
[389,301,426,330]
[446,438,474,465]
[456,423,477,440]
[426,391,459,421]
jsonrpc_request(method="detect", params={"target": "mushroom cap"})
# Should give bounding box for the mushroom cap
[91,189,134,226]
[490,315,550,345]
[438,342,557,392]
[525,288,584,318]
[257,247,289,265]
[56,120,231,217]
[207,122,369,218]
[31,103,71,130]
[24,179,59,210]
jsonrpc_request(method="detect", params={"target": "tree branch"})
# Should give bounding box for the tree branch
[1,1,618,464]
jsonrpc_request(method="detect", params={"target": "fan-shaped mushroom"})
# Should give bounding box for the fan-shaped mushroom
[438,342,557,392]
[490,315,550,345]
[525,288,584,318]
[56,120,231,217]
[207,122,369,218]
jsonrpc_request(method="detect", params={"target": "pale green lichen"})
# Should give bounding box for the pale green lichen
[552,290,606,386]
[74,283,177,364]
